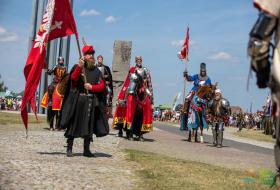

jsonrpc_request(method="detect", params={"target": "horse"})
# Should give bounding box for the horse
[187,84,216,143]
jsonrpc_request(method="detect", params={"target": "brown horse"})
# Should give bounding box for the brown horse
[187,84,216,143]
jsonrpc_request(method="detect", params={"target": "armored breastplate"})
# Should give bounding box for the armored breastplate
[135,67,147,80]
[54,66,66,79]
[212,98,230,117]
[97,65,105,76]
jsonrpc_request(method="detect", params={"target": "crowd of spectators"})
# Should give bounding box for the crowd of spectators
[153,108,274,135]
[0,97,22,111]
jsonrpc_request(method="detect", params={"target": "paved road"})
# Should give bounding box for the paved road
[121,121,276,171]
[154,121,273,156]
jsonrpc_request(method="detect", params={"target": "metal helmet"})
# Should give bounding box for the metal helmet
[57,56,64,66]
[200,62,206,77]
[200,62,206,72]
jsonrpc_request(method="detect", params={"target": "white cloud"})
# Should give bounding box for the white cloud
[171,39,197,47]
[105,16,117,24]
[171,40,184,47]
[0,27,6,34]
[189,40,197,46]
[0,26,18,42]
[208,52,231,61]
[79,9,100,16]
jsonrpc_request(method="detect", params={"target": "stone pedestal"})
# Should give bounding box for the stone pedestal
[112,40,132,112]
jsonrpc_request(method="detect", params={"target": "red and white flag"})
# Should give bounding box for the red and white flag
[21,0,78,130]
[178,27,189,61]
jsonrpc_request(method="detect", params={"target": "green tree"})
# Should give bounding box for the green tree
[0,74,8,92]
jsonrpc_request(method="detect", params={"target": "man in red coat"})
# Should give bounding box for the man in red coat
[113,56,153,141]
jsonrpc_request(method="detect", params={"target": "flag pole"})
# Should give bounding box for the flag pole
[182,26,189,113]
[75,36,89,94]
[182,59,187,107]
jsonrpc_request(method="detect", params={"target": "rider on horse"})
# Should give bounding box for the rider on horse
[113,56,153,141]
[47,57,67,106]
[181,63,212,134]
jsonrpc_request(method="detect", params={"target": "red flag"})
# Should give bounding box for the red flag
[21,0,78,130]
[179,27,189,61]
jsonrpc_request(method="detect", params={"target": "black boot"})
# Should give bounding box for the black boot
[83,137,94,157]
[66,138,73,157]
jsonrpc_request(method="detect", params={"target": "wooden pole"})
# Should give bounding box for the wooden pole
[182,60,187,107]
[75,36,89,94]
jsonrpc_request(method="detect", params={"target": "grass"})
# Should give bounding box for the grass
[125,149,277,190]
[234,129,275,143]
[0,111,46,125]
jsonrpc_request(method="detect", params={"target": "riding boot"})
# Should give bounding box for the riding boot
[66,138,74,157]
[217,131,223,148]
[83,137,94,157]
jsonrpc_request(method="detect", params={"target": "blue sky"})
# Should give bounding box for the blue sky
[0,0,270,112]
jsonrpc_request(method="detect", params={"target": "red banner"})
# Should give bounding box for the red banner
[179,27,189,61]
[21,0,78,129]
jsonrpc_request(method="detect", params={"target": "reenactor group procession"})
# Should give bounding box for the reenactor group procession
[13,0,280,186]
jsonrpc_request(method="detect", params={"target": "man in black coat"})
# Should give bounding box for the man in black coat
[96,55,113,117]
[62,44,109,157]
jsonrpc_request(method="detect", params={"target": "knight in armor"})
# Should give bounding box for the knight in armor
[208,89,231,148]
[41,57,67,130]
[61,44,109,157]
[248,0,280,180]
[96,55,113,118]
[181,63,212,131]
[113,56,153,141]
[184,63,212,102]
[47,57,66,106]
